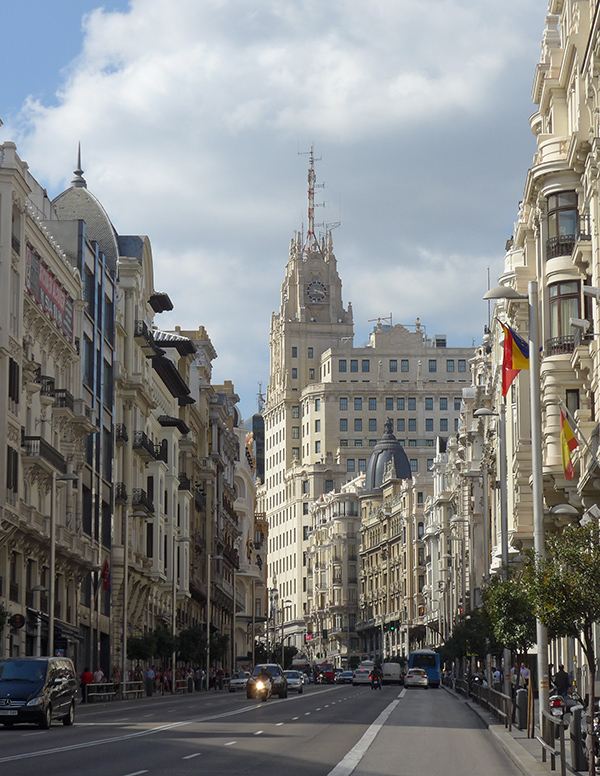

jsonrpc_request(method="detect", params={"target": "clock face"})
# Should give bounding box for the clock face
[306,279,328,303]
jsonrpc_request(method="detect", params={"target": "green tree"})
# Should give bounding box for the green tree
[178,625,207,665]
[209,633,229,664]
[153,624,177,663]
[524,520,600,776]
[483,571,536,657]
[127,633,156,662]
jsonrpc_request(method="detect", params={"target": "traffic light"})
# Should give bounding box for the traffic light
[389,623,395,632]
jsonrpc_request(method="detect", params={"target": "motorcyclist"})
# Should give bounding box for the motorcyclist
[371,666,382,688]
[255,666,272,695]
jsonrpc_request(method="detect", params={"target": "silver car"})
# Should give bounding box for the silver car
[404,668,429,688]
[228,671,250,692]
[283,670,304,693]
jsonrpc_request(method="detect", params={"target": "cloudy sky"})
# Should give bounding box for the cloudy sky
[1,0,544,418]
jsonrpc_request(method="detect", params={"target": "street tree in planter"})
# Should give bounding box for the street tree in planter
[523,520,600,776]
[483,571,536,661]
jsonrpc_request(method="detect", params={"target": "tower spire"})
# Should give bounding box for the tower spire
[300,144,322,256]
[71,142,87,188]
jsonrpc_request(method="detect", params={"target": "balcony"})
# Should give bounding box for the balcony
[178,473,191,491]
[54,389,74,412]
[116,423,129,444]
[134,320,159,356]
[545,335,575,356]
[115,483,128,503]
[222,543,239,569]
[194,487,206,511]
[133,430,157,462]
[132,488,154,513]
[22,436,67,475]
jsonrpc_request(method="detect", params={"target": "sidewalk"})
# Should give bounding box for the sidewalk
[444,685,580,776]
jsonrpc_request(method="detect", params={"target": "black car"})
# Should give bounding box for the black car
[246,664,288,699]
[0,657,78,728]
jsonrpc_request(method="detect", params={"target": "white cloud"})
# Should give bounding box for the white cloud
[1,0,544,416]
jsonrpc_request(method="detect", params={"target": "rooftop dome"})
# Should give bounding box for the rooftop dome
[364,419,412,492]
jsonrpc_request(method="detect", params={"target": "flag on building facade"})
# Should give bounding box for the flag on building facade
[101,559,110,592]
[560,409,579,480]
[246,532,252,561]
[501,322,529,396]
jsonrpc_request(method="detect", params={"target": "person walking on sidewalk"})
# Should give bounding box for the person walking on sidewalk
[554,664,571,698]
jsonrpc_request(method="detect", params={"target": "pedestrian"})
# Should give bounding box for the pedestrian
[80,667,93,703]
[93,665,105,683]
[194,667,202,692]
[520,662,530,688]
[217,667,224,690]
[493,667,502,692]
[111,665,122,698]
[209,666,216,690]
[554,664,571,697]
[145,665,155,697]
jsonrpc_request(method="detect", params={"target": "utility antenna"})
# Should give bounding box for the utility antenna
[299,144,324,255]
[368,313,393,329]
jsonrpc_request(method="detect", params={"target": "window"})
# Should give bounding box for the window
[340,439,348,447]
[446,359,455,372]
[408,398,416,411]
[410,459,418,472]
[354,418,362,432]
[386,397,393,410]
[340,418,348,432]
[425,397,433,410]
[315,441,321,454]
[315,420,321,432]
[454,398,461,411]
[397,419,405,432]
[440,418,448,432]
[325,479,334,492]
[397,398,405,411]
[292,405,300,418]
[458,360,466,372]
[390,359,398,372]
[549,281,580,344]
[358,459,367,472]
[440,397,448,410]
[292,427,300,439]
[315,398,321,411]
[425,418,433,432]
[340,397,348,410]
[303,480,309,494]
[427,459,434,470]
[369,439,377,447]
[428,359,437,372]
[350,360,358,372]
[417,491,424,505]
[292,447,300,459]
[303,502,309,515]
[362,360,370,372]
[339,359,347,373]
[369,419,377,432]
[292,368,298,379]
[369,398,377,410]
[547,191,578,259]
[292,346,298,357]
[347,459,356,472]
[309,368,315,379]
[566,389,580,416]
[408,419,416,432]
[308,347,313,358]
[355,439,363,447]
[401,359,409,372]
[354,398,362,410]
[408,439,417,446]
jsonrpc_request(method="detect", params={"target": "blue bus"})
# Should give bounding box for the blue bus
[408,649,440,687]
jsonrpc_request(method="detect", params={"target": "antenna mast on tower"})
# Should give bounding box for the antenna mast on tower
[299,144,323,255]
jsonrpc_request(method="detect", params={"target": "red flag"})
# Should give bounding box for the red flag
[101,559,110,592]
[560,410,579,480]
[501,322,529,397]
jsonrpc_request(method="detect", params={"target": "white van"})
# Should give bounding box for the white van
[381,663,403,685]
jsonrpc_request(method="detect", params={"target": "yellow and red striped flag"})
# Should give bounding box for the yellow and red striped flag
[500,322,529,396]
[560,409,579,480]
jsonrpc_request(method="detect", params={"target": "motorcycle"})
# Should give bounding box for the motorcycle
[581,699,600,769]
[370,673,382,690]
[255,676,272,702]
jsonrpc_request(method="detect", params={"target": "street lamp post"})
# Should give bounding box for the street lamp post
[280,600,291,667]
[483,280,549,725]
[205,553,223,690]
[49,471,78,657]
[171,535,191,692]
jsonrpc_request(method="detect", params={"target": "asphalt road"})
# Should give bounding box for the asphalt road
[0,683,523,776]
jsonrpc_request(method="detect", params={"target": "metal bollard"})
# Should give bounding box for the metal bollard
[570,705,587,772]
[515,688,528,730]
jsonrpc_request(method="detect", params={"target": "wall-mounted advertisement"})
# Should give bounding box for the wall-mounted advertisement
[26,245,74,342]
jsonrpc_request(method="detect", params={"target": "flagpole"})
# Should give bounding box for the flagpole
[556,397,600,470]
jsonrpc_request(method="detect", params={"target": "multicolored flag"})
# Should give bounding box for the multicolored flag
[501,322,529,396]
[560,409,579,480]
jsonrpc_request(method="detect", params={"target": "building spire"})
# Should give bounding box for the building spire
[71,143,87,188]
[300,144,322,256]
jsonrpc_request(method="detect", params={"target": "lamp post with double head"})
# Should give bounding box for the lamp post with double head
[483,281,549,723]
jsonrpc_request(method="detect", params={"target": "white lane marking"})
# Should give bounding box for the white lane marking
[254,731,263,736]
[292,716,299,720]
[304,712,311,716]
[124,771,148,776]
[326,698,400,776]
[316,707,321,711]
[224,741,236,746]
[276,722,284,726]
[183,753,201,760]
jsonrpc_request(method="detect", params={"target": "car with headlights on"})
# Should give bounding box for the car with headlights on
[228,671,250,692]
[246,664,288,699]
[283,670,304,693]
[404,668,429,688]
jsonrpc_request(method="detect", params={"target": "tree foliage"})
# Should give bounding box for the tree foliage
[178,625,207,664]
[440,606,495,664]
[483,571,536,656]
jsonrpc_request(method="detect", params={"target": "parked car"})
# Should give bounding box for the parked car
[352,668,372,686]
[283,670,304,693]
[404,668,429,688]
[336,670,354,684]
[0,657,78,728]
[246,664,288,699]
[228,671,250,692]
